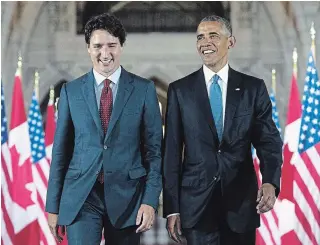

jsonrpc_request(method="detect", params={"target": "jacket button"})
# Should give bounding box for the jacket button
[104,145,108,150]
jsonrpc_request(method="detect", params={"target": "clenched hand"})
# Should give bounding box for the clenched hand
[136,204,155,233]
[256,183,276,214]
[48,213,65,243]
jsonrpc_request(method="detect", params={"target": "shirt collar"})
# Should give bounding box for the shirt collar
[203,63,229,86]
[93,66,122,87]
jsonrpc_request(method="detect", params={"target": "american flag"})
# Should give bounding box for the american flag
[28,91,56,245]
[1,84,9,161]
[293,52,320,245]
[254,87,282,245]
[1,83,14,245]
[270,90,282,133]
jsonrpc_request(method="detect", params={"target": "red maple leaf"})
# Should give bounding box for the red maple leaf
[7,145,36,209]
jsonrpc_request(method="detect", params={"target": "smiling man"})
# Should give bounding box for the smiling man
[46,13,163,245]
[163,15,283,245]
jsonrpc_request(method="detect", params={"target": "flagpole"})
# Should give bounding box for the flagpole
[34,71,40,101]
[272,69,276,95]
[310,22,316,63]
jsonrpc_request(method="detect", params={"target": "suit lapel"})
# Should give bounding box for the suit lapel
[81,70,104,139]
[222,67,244,142]
[105,68,134,142]
[192,68,219,142]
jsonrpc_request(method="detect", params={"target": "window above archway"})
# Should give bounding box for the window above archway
[76,1,230,34]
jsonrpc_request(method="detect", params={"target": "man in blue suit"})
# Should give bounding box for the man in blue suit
[46,13,163,245]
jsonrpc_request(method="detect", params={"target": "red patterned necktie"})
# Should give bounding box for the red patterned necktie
[98,79,113,183]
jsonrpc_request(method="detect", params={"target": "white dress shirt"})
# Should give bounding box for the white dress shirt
[167,63,229,218]
[93,66,121,108]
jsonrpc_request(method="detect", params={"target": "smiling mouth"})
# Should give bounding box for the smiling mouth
[99,59,112,65]
[202,50,216,55]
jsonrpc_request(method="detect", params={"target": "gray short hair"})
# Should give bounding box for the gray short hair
[200,15,232,37]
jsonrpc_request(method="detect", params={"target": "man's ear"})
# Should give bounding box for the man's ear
[228,36,236,49]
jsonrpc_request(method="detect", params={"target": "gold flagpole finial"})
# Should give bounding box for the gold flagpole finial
[272,69,276,95]
[34,70,40,100]
[34,71,39,85]
[16,53,23,77]
[293,47,298,77]
[49,85,55,102]
[17,55,22,69]
[310,22,316,41]
[310,22,316,62]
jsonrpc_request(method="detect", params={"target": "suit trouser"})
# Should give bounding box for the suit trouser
[183,182,256,245]
[66,181,140,245]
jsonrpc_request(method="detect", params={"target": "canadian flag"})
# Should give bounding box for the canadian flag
[2,61,41,244]
[45,87,56,162]
[277,68,302,244]
[44,88,69,245]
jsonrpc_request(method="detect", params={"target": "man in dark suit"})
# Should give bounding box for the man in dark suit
[163,15,283,245]
[46,13,163,245]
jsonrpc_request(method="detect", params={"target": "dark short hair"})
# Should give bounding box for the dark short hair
[84,13,127,46]
[200,15,232,36]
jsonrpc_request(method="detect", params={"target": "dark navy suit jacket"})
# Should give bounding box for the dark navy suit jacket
[46,68,163,229]
[163,67,283,232]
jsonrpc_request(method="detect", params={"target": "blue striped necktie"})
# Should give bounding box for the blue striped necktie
[209,74,223,141]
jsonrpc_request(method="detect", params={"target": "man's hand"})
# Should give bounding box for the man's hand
[166,215,183,243]
[136,204,155,233]
[256,183,276,214]
[48,213,65,243]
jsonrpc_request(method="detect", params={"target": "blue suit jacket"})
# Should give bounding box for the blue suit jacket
[46,68,163,228]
